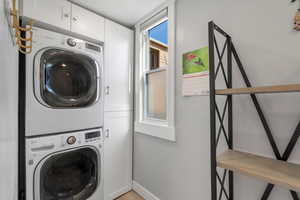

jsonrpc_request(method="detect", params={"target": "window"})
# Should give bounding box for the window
[135,0,176,141]
[145,19,168,120]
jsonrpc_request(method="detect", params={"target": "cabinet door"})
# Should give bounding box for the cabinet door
[104,111,132,200]
[71,4,105,41]
[21,0,71,30]
[104,19,134,112]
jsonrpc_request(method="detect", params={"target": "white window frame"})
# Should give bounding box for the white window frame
[134,0,176,141]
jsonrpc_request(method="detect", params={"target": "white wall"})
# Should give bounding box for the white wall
[134,0,300,200]
[0,0,19,199]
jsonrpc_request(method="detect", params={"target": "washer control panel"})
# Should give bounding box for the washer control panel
[27,128,103,152]
[26,128,103,167]
[63,129,102,146]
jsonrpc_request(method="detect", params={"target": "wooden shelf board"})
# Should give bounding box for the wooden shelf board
[216,84,300,95]
[217,150,300,192]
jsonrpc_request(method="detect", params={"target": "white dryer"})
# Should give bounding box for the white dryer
[25,27,104,136]
[26,128,104,200]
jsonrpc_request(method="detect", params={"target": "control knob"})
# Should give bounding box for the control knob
[67,136,76,145]
[67,38,77,47]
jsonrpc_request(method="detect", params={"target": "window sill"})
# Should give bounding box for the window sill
[134,121,176,142]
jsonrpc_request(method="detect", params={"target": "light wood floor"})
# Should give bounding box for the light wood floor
[115,191,144,200]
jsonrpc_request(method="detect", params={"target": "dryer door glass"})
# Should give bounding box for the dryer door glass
[40,148,99,200]
[40,49,99,108]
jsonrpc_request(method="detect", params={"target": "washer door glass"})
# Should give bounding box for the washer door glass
[40,49,99,108]
[40,148,99,200]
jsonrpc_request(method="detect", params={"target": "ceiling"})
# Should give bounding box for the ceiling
[70,0,166,27]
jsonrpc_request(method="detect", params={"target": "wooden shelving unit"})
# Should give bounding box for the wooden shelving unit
[216,84,300,95]
[217,150,300,192]
[209,21,300,200]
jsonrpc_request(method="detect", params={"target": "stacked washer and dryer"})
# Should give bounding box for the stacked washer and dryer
[25,28,104,200]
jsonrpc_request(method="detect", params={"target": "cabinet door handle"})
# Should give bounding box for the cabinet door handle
[72,17,78,22]
[61,7,69,20]
[105,86,110,95]
[61,7,64,20]
[105,129,110,138]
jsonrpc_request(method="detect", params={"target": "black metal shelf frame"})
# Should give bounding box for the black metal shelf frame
[209,21,300,200]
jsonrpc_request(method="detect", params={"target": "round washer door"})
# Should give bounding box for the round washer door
[35,48,100,108]
[37,147,100,200]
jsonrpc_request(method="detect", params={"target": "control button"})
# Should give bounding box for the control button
[67,38,77,47]
[28,160,34,165]
[67,136,76,145]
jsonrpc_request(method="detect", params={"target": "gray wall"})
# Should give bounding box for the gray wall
[134,0,300,199]
[0,0,19,199]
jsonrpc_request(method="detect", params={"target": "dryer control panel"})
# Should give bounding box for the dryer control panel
[63,37,103,54]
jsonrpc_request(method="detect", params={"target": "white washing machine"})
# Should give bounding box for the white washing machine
[26,128,104,200]
[25,27,104,136]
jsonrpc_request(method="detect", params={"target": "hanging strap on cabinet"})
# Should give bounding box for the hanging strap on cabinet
[10,0,34,54]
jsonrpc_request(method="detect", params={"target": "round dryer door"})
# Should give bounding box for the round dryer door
[38,49,100,108]
[39,148,99,200]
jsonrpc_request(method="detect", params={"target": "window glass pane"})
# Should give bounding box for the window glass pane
[148,20,168,70]
[149,20,168,45]
[146,70,167,120]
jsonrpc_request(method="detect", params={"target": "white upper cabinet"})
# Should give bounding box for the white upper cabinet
[21,0,71,30]
[104,19,134,112]
[20,0,104,41]
[71,4,105,42]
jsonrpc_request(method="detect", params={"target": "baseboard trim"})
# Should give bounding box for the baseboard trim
[132,181,160,200]
[109,184,132,199]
